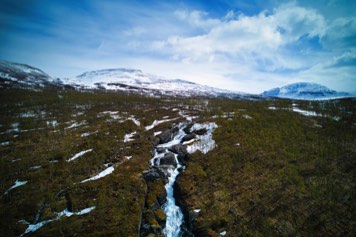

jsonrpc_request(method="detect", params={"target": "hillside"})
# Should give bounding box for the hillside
[0,88,355,236]
[0,60,253,99]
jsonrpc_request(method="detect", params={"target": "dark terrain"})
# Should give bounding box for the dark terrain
[0,87,355,236]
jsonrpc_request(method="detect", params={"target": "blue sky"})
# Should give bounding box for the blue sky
[0,0,355,93]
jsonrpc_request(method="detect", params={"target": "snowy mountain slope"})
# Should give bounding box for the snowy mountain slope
[63,68,247,98]
[261,82,351,100]
[0,60,63,89]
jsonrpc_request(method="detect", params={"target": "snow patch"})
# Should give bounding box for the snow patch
[65,121,87,130]
[46,120,58,127]
[220,230,227,236]
[187,123,218,154]
[81,130,98,137]
[292,107,318,116]
[292,107,341,121]
[20,112,36,118]
[67,149,93,162]
[4,180,28,194]
[0,141,10,146]
[154,131,162,136]
[80,166,115,183]
[22,206,95,235]
[128,116,141,126]
[124,131,136,143]
[242,115,252,119]
[145,117,179,131]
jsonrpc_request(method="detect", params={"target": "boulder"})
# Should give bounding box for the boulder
[159,153,177,167]
[149,135,160,147]
[169,144,189,163]
[159,129,173,144]
[183,124,193,134]
[156,147,166,153]
[192,128,207,135]
[143,169,161,182]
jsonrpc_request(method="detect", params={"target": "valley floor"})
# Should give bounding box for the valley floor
[0,89,355,236]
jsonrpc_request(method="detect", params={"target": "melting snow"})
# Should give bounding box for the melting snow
[292,107,318,116]
[124,131,136,143]
[145,117,179,131]
[128,116,141,126]
[0,141,10,146]
[80,166,114,183]
[154,131,162,136]
[0,123,20,135]
[292,107,341,121]
[4,180,28,194]
[22,206,95,235]
[46,120,58,127]
[182,139,197,145]
[81,130,98,137]
[65,121,87,130]
[67,149,93,162]
[242,115,252,119]
[187,123,218,154]
[20,112,36,118]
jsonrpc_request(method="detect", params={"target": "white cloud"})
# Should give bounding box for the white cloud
[273,5,327,41]
[155,5,330,69]
[174,10,220,30]
[141,4,355,93]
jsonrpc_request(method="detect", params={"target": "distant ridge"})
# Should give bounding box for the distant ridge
[261,82,351,100]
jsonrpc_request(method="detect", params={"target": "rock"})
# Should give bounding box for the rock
[183,124,193,134]
[192,128,207,135]
[159,153,177,167]
[159,129,173,144]
[181,134,196,142]
[169,144,188,163]
[154,209,166,226]
[156,147,166,153]
[143,169,161,182]
[149,135,160,146]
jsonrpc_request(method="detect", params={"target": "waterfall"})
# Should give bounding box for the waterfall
[162,155,184,237]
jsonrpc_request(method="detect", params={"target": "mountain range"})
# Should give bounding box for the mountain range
[0,60,352,100]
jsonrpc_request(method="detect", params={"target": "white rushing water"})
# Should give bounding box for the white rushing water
[150,122,218,237]
[150,124,186,237]
[162,154,184,237]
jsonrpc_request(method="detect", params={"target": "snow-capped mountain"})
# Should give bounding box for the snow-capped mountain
[63,68,247,98]
[261,82,350,100]
[0,60,252,98]
[0,60,64,89]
